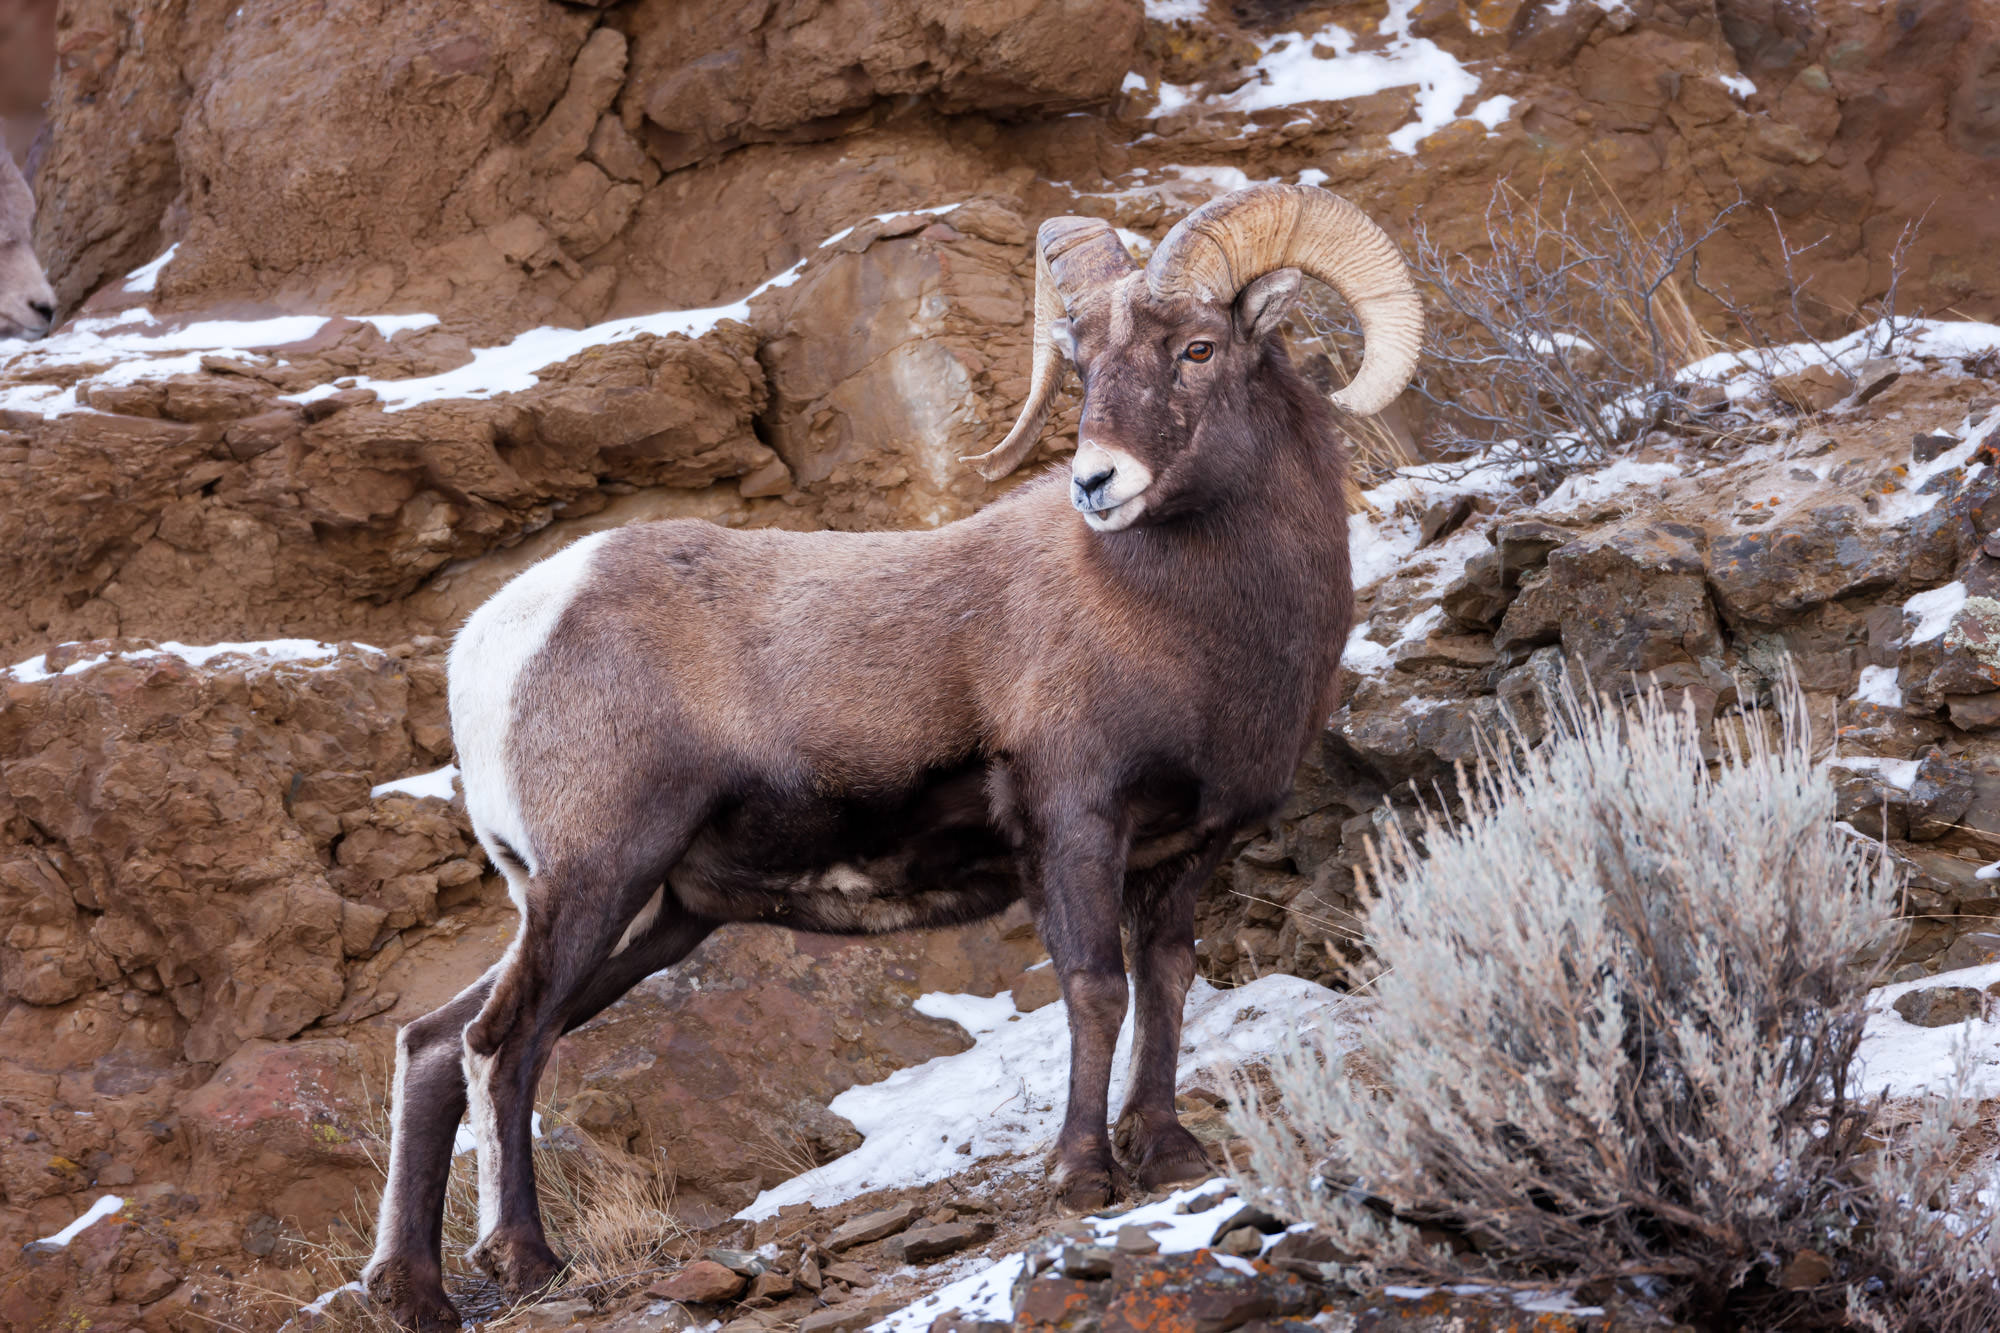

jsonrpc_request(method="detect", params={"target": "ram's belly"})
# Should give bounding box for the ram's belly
[669,761,1021,934]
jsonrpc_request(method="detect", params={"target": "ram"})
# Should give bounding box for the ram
[0,149,54,341]
[364,183,1422,1329]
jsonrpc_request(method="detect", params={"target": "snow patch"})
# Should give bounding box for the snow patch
[5,638,383,684]
[35,1195,124,1247]
[1135,0,1493,155]
[1537,460,1680,515]
[0,305,439,416]
[1719,73,1755,99]
[738,974,1350,1218]
[1904,581,1967,646]
[1852,664,1902,708]
[372,765,460,801]
[1466,94,1516,130]
[123,244,179,293]
[1826,754,1920,792]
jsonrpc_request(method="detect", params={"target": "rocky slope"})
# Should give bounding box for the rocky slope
[5,1,2000,1331]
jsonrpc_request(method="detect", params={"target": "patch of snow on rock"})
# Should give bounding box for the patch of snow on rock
[1719,73,1755,98]
[739,974,1350,1219]
[5,638,384,683]
[0,306,438,415]
[1852,664,1902,707]
[1826,754,1920,792]
[1134,0,1494,155]
[123,244,179,293]
[1537,460,1680,516]
[286,206,958,414]
[34,1195,124,1247]
[1904,581,1967,645]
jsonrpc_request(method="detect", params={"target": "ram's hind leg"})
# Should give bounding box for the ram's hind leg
[1114,838,1227,1191]
[461,851,709,1296]
[363,974,499,1329]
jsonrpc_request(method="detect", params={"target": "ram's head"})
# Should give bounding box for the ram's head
[0,153,54,342]
[967,184,1422,531]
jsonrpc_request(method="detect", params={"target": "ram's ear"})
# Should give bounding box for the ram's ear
[1051,317,1078,362]
[1234,267,1302,341]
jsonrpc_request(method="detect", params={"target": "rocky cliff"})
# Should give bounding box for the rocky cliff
[3,1,2000,1330]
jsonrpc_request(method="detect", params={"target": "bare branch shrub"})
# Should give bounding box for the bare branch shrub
[1224,677,2000,1329]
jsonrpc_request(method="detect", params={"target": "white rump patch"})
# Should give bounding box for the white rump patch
[449,530,614,887]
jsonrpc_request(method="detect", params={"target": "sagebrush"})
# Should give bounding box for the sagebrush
[1225,680,2000,1330]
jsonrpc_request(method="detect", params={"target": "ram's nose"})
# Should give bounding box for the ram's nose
[1071,465,1116,512]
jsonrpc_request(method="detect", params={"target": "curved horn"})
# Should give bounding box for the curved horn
[963,216,1135,481]
[1146,184,1422,418]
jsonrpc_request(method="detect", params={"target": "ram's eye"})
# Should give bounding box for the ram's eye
[1182,341,1215,363]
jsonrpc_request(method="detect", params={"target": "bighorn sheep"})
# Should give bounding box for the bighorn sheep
[363,183,1422,1329]
[0,150,54,340]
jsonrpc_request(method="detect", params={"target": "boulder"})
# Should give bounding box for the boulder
[1705,505,1900,625]
[627,0,1143,171]
[1891,986,1985,1027]
[1546,522,1722,677]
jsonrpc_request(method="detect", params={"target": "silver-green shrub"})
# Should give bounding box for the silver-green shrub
[1227,682,2000,1328]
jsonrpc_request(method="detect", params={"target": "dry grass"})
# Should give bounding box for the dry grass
[227,1084,694,1333]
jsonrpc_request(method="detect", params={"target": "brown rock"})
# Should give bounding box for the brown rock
[1771,365,1854,412]
[747,1270,795,1301]
[1946,693,2000,732]
[1942,932,2000,971]
[1548,522,1721,676]
[626,0,1143,171]
[1011,963,1061,1012]
[827,1201,922,1251]
[799,1300,906,1333]
[1438,551,1511,631]
[1778,1248,1835,1291]
[652,1259,749,1304]
[1892,986,1985,1027]
[882,1220,994,1263]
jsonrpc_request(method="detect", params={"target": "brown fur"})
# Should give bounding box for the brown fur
[365,269,1357,1329]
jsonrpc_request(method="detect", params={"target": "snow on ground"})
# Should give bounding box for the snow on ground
[284,205,959,415]
[1537,459,1681,517]
[1139,0,1502,153]
[33,1194,124,1247]
[871,1184,1254,1333]
[371,764,460,800]
[738,973,1351,1219]
[1857,963,2000,1099]
[1678,318,2000,404]
[3,638,384,683]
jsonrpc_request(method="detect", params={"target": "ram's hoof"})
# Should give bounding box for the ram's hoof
[467,1229,565,1296]
[364,1258,464,1331]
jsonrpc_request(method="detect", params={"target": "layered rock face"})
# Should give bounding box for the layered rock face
[4,0,2000,1329]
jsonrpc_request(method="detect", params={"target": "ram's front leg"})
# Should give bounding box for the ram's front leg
[1029,799,1131,1212]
